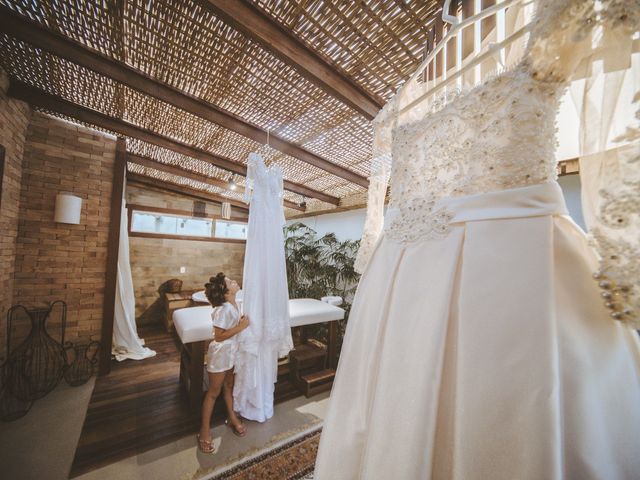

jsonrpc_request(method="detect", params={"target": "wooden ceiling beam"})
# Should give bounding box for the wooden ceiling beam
[127,172,249,210]
[127,152,304,211]
[8,80,339,205]
[0,6,368,188]
[127,172,250,211]
[201,0,384,120]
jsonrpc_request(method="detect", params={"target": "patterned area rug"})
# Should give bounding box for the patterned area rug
[208,428,320,480]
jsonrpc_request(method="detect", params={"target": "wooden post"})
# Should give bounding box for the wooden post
[98,138,127,376]
[188,341,205,411]
[434,15,444,81]
[481,0,497,39]
[0,145,5,211]
[461,0,476,86]
[481,0,498,75]
[445,0,460,74]
[328,321,338,370]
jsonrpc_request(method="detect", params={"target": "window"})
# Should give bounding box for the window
[129,208,248,241]
[131,211,213,238]
[215,220,248,240]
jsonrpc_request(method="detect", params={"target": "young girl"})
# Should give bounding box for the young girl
[197,272,249,454]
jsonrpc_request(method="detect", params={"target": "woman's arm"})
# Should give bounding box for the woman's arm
[214,315,249,341]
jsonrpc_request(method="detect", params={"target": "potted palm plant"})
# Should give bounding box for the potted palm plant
[284,223,360,356]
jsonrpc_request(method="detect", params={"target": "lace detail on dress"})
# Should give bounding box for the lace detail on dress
[529,0,640,82]
[590,109,640,328]
[354,153,391,274]
[385,195,453,244]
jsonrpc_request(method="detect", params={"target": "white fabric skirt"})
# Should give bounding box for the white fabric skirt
[314,182,640,480]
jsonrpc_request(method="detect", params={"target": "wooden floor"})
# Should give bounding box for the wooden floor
[70,325,300,477]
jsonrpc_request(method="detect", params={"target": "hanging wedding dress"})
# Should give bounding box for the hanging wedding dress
[315,1,640,479]
[234,153,293,422]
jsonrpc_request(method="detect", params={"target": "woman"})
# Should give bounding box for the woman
[197,273,249,454]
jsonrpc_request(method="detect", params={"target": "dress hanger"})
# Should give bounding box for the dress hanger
[394,0,532,117]
[398,22,531,115]
[441,0,460,26]
[407,0,528,86]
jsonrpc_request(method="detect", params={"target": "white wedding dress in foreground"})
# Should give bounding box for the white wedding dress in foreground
[314,1,640,478]
[234,153,293,422]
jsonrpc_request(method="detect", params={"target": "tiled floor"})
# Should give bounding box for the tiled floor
[0,378,95,480]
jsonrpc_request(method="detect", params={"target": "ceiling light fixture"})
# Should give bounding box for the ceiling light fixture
[228,175,237,191]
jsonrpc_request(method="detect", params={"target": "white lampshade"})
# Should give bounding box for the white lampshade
[54,194,82,224]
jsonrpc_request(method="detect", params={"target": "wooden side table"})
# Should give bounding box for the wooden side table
[163,291,194,332]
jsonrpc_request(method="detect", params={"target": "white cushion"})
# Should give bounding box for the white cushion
[321,295,343,306]
[173,305,214,344]
[289,298,345,327]
[173,298,345,344]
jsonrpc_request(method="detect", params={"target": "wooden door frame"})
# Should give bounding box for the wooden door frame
[0,145,5,210]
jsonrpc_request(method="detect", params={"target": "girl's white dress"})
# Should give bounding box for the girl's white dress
[206,302,240,373]
[314,1,640,479]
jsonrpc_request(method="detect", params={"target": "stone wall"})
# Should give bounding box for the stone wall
[126,184,246,324]
[0,71,30,361]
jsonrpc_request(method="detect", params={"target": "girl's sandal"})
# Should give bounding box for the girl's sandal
[197,434,220,454]
[225,419,247,437]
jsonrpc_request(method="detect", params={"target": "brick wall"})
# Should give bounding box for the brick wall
[12,113,116,345]
[126,184,246,324]
[0,71,30,361]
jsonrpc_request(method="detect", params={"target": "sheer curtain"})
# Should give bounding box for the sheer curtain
[112,179,156,361]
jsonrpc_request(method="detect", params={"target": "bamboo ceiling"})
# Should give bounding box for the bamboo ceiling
[0,0,441,215]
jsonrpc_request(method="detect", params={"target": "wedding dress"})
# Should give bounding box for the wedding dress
[233,153,293,422]
[314,1,640,479]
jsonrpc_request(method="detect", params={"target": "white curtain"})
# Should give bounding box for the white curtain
[112,179,156,361]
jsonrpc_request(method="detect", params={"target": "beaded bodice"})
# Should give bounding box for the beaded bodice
[383,64,563,243]
[391,64,560,201]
